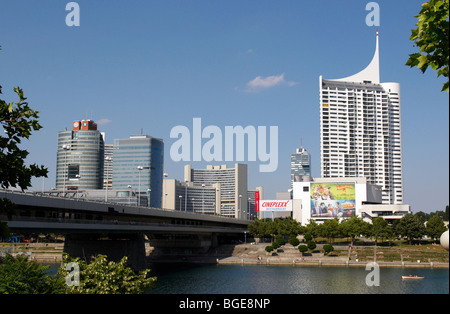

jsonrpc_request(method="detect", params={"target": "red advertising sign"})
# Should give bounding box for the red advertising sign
[255,191,259,212]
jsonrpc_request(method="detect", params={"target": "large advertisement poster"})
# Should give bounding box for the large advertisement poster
[310,183,355,217]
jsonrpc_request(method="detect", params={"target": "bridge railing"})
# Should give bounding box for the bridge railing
[1,214,247,233]
[1,189,242,221]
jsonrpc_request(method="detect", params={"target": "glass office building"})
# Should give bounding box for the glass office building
[291,147,311,188]
[112,135,164,208]
[56,120,104,191]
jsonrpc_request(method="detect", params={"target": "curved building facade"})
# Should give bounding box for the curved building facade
[56,120,104,191]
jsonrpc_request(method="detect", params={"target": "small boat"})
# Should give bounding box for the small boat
[402,275,424,280]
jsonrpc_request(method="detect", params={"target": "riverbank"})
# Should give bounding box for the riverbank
[2,241,448,269]
[216,255,449,268]
[212,242,449,268]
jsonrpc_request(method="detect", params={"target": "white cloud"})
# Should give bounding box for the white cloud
[245,73,297,92]
[96,118,112,126]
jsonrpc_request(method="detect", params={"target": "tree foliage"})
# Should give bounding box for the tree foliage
[406,0,449,92]
[394,214,426,244]
[0,87,48,190]
[370,217,393,245]
[0,254,65,294]
[1,87,48,236]
[58,254,156,294]
[426,215,448,240]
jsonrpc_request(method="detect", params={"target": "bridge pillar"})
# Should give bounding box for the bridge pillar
[63,233,147,271]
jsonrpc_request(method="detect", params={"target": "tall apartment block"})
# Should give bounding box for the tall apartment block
[290,147,311,188]
[112,135,164,208]
[56,120,104,191]
[184,164,248,219]
[319,31,403,204]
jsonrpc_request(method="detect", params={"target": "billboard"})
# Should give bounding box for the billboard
[255,191,260,212]
[260,200,292,212]
[310,182,355,217]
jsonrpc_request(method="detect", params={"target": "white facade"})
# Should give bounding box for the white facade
[184,164,248,219]
[292,177,410,225]
[319,31,404,205]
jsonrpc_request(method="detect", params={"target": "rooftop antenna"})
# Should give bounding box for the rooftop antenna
[301,137,303,149]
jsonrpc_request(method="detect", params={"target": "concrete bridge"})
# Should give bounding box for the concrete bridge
[1,190,250,270]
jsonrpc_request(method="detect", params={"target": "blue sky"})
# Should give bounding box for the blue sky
[0,0,448,213]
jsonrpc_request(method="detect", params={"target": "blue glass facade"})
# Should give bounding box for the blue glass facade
[112,135,164,208]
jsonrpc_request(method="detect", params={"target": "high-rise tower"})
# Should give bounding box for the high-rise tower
[112,135,164,208]
[56,120,104,191]
[319,31,403,205]
[290,145,311,188]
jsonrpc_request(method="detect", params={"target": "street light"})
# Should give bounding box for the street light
[179,195,182,211]
[239,194,242,219]
[104,156,112,202]
[62,144,71,196]
[202,184,205,214]
[184,179,188,212]
[137,166,150,207]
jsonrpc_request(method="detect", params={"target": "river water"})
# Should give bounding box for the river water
[147,263,449,294]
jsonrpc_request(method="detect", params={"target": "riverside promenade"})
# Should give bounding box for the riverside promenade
[215,243,449,269]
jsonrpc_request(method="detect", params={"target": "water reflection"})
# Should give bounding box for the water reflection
[148,264,449,294]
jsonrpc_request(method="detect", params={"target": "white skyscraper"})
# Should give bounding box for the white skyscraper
[319,31,403,205]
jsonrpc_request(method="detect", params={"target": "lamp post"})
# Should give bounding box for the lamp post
[104,156,112,202]
[179,195,182,211]
[202,184,205,214]
[147,188,151,207]
[127,185,132,205]
[137,166,150,207]
[239,194,242,219]
[62,144,71,196]
[184,179,188,212]
[137,166,143,207]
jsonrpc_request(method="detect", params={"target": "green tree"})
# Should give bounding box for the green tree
[265,245,274,253]
[370,217,393,246]
[426,215,448,240]
[323,244,334,255]
[318,218,341,243]
[0,254,65,294]
[395,214,426,244]
[1,87,48,236]
[307,241,316,251]
[339,216,369,247]
[298,245,308,255]
[303,219,319,239]
[406,0,449,92]
[289,234,300,247]
[58,254,156,294]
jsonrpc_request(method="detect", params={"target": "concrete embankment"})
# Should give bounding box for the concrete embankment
[213,243,449,269]
[216,256,449,268]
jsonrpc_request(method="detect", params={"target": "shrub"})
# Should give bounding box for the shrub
[298,245,308,254]
[275,235,286,246]
[307,241,316,251]
[289,235,300,247]
[323,244,334,255]
[304,234,312,242]
[265,245,273,253]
